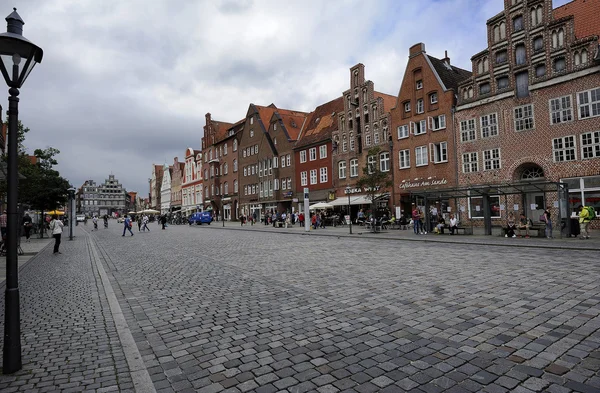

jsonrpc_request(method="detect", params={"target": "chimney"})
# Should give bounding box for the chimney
[443,50,451,65]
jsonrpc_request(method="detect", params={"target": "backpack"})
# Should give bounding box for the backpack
[586,206,596,220]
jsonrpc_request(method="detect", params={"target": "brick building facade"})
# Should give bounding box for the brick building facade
[181,148,203,215]
[390,44,471,222]
[454,0,600,231]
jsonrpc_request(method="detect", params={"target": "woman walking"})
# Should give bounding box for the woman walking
[50,214,64,254]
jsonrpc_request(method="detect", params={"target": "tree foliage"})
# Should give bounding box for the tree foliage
[356,146,392,216]
[0,119,70,212]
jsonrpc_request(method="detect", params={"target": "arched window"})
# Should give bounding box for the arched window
[233,159,237,172]
[233,180,238,193]
[483,57,489,72]
[574,49,589,66]
[342,134,348,152]
[520,165,544,180]
[500,22,506,39]
[493,25,500,42]
[515,44,527,65]
[533,36,544,52]
[552,28,564,48]
[350,132,355,151]
[531,5,542,26]
[224,182,228,195]
[513,15,523,32]
[364,106,369,124]
[233,139,238,151]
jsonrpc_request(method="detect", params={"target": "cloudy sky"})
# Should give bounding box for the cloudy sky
[6,0,570,196]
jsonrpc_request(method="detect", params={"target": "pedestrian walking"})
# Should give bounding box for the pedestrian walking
[142,215,150,231]
[137,215,142,231]
[92,215,98,231]
[50,214,64,254]
[122,215,134,236]
[22,213,33,242]
[161,215,167,230]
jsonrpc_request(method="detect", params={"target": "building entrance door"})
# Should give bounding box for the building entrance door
[525,192,545,222]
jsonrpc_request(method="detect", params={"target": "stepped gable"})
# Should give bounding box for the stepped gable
[295,96,344,149]
[554,0,600,40]
[374,91,396,113]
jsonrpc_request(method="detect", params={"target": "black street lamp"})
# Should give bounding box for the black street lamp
[345,185,352,235]
[0,7,43,374]
[388,136,395,216]
[67,187,75,240]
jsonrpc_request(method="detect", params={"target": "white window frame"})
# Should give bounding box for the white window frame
[462,152,479,173]
[286,154,291,167]
[365,133,372,147]
[480,113,499,138]
[350,159,358,178]
[428,115,446,131]
[380,152,390,172]
[577,87,600,120]
[553,135,577,162]
[549,95,573,125]
[309,169,317,185]
[581,131,600,159]
[460,119,477,142]
[367,155,376,174]
[300,171,307,186]
[300,150,307,163]
[483,148,501,170]
[416,80,423,90]
[514,104,535,131]
[404,102,411,112]
[430,142,448,164]
[430,92,438,104]
[415,146,428,167]
[397,125,409,139]
[416,99,424,114]
[319,167,328,183]
[338,161,347,179]
[319,145,327,159]
[399,149,410,169]
[411,120,427,136]
[309,147,317,161]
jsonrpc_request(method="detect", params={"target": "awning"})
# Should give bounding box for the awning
[330,195,373,206]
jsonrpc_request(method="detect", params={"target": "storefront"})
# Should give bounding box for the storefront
[562,175,600,228]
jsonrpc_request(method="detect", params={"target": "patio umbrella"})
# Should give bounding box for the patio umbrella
[141,209,160,214]
[310,202,334,210]
[46,210,65,215]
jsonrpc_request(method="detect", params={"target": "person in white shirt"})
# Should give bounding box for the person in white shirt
[448,214,458,235]
[50,214,64,254]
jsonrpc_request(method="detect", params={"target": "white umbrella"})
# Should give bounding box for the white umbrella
[141,209,160,214]
[310,202,334,210]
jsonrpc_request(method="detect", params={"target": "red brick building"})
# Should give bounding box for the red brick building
[150,164,163,211]
[293,97,344,212]
[181,148,203,216]
[454,0,600,231]
[170,158,185,215]
[390,44,471,221]
[330,64,396,218]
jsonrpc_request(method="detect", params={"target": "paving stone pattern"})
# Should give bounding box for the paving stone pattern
[0,233,133,392]
[3,223,600,393]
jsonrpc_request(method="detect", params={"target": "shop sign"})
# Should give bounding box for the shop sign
[344,186,381,194]
[283,191,293,198]
[399,178,448,190]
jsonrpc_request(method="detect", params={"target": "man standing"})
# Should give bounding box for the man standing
[160,214,167,230]
[579,205,591,239]
[22,213,33,242]
[142,215,150,231]
[122,215,134,236]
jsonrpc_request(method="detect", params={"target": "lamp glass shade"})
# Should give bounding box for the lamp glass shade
[0,34,43,87]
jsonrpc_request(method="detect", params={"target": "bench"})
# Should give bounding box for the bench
[453,226,473,235]
[529,224,546,237]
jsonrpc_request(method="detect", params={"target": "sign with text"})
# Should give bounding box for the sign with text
[399,178,448,190]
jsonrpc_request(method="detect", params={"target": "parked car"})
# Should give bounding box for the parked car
[76,215,86,222]
[188,211,213,225]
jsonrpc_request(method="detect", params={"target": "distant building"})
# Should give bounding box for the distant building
[78,174,127,216]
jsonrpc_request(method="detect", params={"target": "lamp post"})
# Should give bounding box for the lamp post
[67,187,75,240]
[0,8,43,374]
[345,185,352,235]
[388,136,395,217]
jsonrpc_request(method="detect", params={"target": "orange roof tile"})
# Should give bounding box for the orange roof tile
[295,96,344,149]
[554,0,600,39]
[374,91,397,113]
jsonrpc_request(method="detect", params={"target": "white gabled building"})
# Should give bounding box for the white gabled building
[182,148,204,215]
[160,164,172,214]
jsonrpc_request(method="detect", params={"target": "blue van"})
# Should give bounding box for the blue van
[188,211,213,225]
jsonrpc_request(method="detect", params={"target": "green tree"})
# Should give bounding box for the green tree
[356,146,392,218]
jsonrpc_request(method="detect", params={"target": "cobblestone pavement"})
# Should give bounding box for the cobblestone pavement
[2,223,600,392]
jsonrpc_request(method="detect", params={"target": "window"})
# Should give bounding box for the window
[429,92,438,104]
[319,145,327,159]
[234,180,238,193]
[242,149,246,158]
[431,142,448,164]
[484,148,501,170]
[480,82,491,95]
[462,152,479,173]
[373,131,380,145]
[250,116,254,125]
[463,86,474,100]
[254,145,258,154]
[496,50,507,65]
[233,159,237,172]
[460,119,477,142]
[577,88,600,119]
[531,5,543,26]
[469,196,501,219]
[515,71,529,98]
[415,146,428,166]
[350,133,355,151]
[233,140,237,151]
[380,152,390,172]
[553,57,566,73]
[223,143,228,155]
[429,115,446,131]
[399,150,410,169]
[280,156,285,168]
[224,163,228,175]
[493,22,507,42]
[550,96,572,124]
[286,154,291,167]
[397,125,409,139]
[224,182,229,195]
[533,36,543,52]
[342,135,348,152]
[480,113,499,138]
[338,161,347,179]
[514,104,535,131]
[250,129,254,137]
[535,64,546,77]
[365,133,372,147]
[497,76,509,90]
[513,15,523,32]
[411,120,427,136]
[319,167,328,183]
[299,150,307,163]
[551,28,564,49]
[300,171,307,186]
[367,155,376,174]
[309,147,317,161]
[553,136,576,162]
[350,159,358,177]
[404,101,411,112]
[416,80,423,90]
[416,99,424,114]
[574,50,589,66]
[581,131,600,159]
[515,44,526,65]
[364,107,369,124]
[477,57,489,74]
